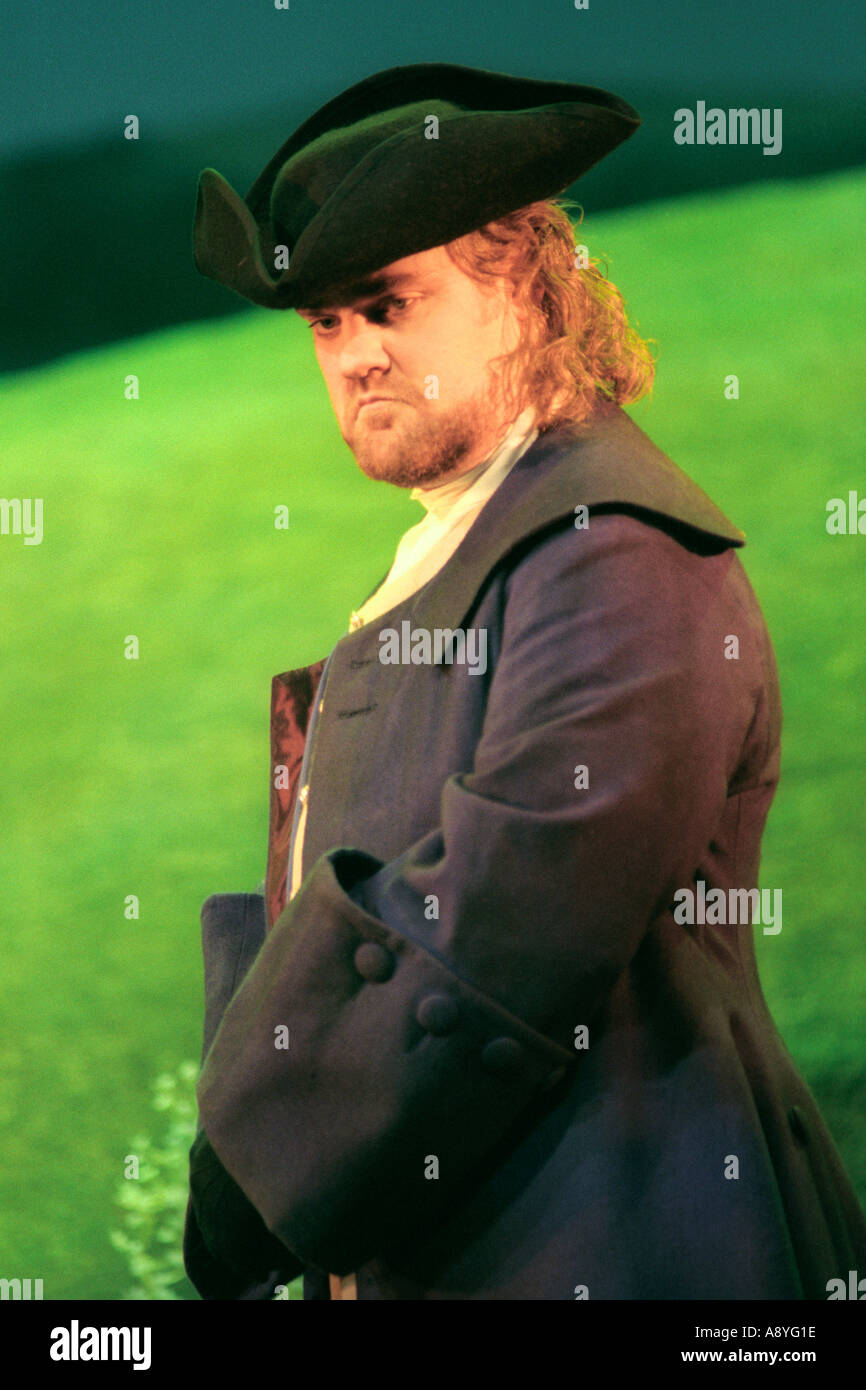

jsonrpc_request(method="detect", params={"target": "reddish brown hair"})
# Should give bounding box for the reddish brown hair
[444,198,655,431]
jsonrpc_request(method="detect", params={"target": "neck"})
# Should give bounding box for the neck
[417,404,535,494]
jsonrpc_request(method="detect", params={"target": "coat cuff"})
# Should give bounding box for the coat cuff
[196,849,574,1274]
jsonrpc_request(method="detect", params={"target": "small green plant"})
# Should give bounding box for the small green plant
[110,1059,305,1300]
[109,1060,199,1300]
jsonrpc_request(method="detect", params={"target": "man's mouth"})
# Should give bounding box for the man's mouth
[356,395,402,416]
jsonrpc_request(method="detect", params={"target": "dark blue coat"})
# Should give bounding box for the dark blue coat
[184,403,866,1300]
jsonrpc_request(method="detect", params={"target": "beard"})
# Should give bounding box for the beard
[341,388,506,489]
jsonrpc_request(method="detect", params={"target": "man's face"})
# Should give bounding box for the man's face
[296,244,524,488]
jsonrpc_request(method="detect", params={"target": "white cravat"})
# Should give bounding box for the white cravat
[347,406,538,631]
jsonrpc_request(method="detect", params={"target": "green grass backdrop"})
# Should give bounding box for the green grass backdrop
[1,167,864,1298]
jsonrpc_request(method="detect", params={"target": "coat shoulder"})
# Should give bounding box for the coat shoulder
[413,404,746,635]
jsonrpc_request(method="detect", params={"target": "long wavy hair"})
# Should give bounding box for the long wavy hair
[444,198,655,431]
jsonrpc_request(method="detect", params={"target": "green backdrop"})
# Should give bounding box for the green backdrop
[1,168,864,1298]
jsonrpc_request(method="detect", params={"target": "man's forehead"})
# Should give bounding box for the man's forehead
[296,272,409,313]
[296,251,445,313]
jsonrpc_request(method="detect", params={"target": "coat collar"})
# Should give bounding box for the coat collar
[274,400,745,675]
[350,400,744,638]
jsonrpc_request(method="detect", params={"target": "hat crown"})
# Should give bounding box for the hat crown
[269,99,463,251]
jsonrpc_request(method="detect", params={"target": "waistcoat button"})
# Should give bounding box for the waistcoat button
[787,1105,809,1146]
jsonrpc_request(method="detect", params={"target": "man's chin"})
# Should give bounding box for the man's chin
[353,443,426,487]
[345,413,478,489]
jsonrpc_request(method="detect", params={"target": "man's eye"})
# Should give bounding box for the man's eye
[368,297,411,323]
[308,316,337,332]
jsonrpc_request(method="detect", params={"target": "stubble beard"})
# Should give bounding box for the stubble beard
[343,390,506,489]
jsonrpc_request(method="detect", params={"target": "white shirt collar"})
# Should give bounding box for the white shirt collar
[408,406,538,524]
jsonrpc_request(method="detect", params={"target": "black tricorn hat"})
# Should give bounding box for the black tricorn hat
[192,62,640,309]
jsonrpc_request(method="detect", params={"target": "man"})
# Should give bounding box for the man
[183,63,866,1300]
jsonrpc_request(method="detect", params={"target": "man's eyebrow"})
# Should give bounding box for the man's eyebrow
[297,271,419,314]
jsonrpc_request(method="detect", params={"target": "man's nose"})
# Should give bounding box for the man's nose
[339,315,390,379]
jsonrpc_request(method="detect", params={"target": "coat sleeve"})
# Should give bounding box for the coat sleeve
[196,512,764,1275]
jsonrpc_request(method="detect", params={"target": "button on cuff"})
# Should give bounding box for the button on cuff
[415,993,460,1036]
[481,1036,525,1076]
[353,941,395,983]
